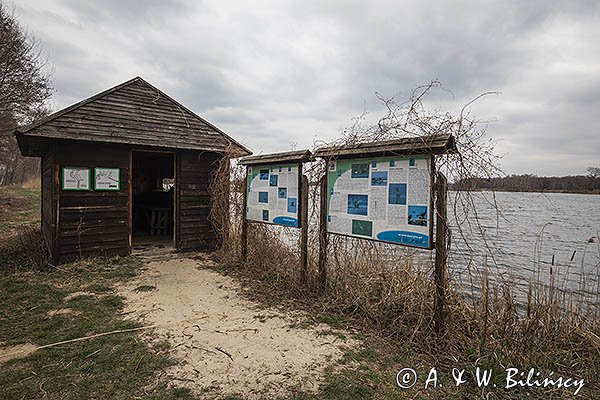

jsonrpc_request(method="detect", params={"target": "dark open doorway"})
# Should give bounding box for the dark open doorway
[131,151,175,250]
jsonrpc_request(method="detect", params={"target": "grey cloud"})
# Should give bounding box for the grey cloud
[13,0,600,175]
[58,0,193,25]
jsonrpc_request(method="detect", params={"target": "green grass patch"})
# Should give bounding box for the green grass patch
[0,185,40,238]
[135,284,157,292]
[316,329,347,341]
[288,318,315,330]
[85,283,114,293]
[316,315,347,329]
[0,256,194,400]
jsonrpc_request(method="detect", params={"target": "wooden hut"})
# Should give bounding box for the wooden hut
[15,76,250,263]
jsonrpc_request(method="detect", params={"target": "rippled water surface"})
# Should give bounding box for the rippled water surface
[449,191,599,307]
[254,188,599,308]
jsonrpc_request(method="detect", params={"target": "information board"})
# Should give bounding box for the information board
[94,167,120,190]
[62,167,90,190]
[326,155,433,248]
[246,163,300,227]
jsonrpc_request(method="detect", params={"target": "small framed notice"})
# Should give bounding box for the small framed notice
[62,167,91,190]
[94,167,120,191]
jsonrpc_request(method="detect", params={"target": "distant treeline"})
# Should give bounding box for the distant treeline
[453,174,600,193]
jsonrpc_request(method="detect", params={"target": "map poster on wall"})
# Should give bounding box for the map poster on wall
[246,163,301,228]
[326,155,433,249]
[61,167,91,190]
[94,167,120,191]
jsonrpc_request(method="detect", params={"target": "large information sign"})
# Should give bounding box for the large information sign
[326,155,433,248]
[246,163,300,227]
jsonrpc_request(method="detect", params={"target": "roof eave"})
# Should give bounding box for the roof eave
[15,76,252,156]
[313,134,457,159]
[239,149,312,166]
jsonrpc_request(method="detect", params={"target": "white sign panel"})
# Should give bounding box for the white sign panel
[246,163,300,227]
[94,168,120,191]
[62,167,90,190]
[326,155,432,248]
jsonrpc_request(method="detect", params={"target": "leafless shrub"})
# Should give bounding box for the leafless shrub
[209,81,599,392]
[0,225,49,273]
[209,149,305,289]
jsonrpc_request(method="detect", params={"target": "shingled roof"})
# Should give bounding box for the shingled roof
[239,149,313,165]
[16,76,251,157]
[313,134,456,159]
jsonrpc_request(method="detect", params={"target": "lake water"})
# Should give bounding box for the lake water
[448,191,599,309]
[250,188,599,309]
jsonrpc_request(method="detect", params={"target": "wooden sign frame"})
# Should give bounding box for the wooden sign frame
[61,166,91,191]
[244,162,303,228]
[323,154,435,250]
[94,167,121,191]
[314,134,456,330]
[239,150,312,284]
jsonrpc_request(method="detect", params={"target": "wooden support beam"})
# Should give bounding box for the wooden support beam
[240,167,249,263]
[434,172,448,335]
[317,173,328,291]
[300,175,309,285]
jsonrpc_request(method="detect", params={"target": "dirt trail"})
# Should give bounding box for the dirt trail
[118,256,357,398]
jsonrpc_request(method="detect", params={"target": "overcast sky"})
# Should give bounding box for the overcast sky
[14,0,600,176]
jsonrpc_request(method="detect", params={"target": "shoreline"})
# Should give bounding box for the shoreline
[449,188,600,195]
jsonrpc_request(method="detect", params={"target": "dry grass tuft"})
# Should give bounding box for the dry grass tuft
[0,225,49,273]
[207,83,599,396]
[210,166,599,393]
[21,175,40,190]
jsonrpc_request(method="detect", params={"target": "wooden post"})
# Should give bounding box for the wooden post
[240,167,248,263]
[128,150,132,251]
[317,173,328,291]
[53,152,60,264]
[434,172,448,335]
[300,175,309,285]
[215,155,230,250]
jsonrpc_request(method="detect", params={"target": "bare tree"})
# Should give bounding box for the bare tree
[0,1,52,185]
[586,166,600,178]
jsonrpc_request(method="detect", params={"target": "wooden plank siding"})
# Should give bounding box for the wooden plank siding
[41,147,56,262]
[15,77,251,263]
[176,150,221,251]
[43,143,225,261]
[54,142,130,262]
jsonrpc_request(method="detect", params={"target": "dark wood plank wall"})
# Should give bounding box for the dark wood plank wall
[41,141,223,262]
[41,148,56,261]
[54,142,130,262]
[177,150,221,251]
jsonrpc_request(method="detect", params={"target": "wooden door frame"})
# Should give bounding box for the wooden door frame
[173,150,178,249]
[128,149,177,252]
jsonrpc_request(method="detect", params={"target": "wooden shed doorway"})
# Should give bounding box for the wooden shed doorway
[131,151,176,250]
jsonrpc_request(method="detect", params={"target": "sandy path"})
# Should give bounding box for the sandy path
[118,256,357,398]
